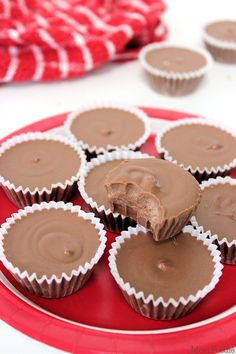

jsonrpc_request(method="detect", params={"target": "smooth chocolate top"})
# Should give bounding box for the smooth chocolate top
[3,209,100,277]
[161,124,236,169]
[145,47,207,73]
[85,160,126,209]
[205,21,236,43]
[0,140,81,190]
[104,158,200,218]
[116,231,214,301]
[194,183,236,241]
[70,108,145,149]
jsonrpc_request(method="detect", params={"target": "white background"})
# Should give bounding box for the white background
[0,0,236,353]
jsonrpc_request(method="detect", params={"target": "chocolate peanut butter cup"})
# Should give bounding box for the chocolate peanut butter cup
[109,225,223,320]
[65,103,150,159]
[191,177,236,265]
[104,158,201,241]
[203,20,236,63]
[78,150,152,233]
[0,132,86,208]
[156,118,236,182]
[0,202,107,298]
[139,43,212,96]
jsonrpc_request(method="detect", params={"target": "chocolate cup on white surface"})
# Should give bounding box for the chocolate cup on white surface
[191,177,236,265]
[109,225,223,320]
[156,118,236,182]
[78,150,152,233]
[203,20,236,64]
[0,132,86,208]
[0,202,107,298]
[139,43,212,96]
[64,102,150,159]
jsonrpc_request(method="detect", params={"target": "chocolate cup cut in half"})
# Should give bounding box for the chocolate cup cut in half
[203,20,236,64]
[191,177,236,265]
[108,225,223,320]
[105,158,201,241]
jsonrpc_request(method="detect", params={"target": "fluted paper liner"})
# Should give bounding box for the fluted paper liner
[203,22,236,64]
[78,150,152,233]
[64,102,150,157]
[191,176,236,265]
[139,43,212,96]
[109,225,223,320]
[0,201,107,298]
[0,132,86,208]
[156,118,236,182]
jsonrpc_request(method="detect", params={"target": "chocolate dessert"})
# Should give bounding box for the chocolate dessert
[105,158,201,240]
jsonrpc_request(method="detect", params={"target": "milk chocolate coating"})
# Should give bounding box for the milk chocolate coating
[145,47,207,73]
[105,158,201,239]
[3,209,100,278]
[70,108,145,149]
[161,124,236,170]
[116,231,214,302]
[205,21,236,43]
[0,140,81,190]
[194,183,236,242]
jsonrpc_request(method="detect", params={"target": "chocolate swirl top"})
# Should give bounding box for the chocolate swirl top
[205,21,236,43]
[116,230,214,301]
[194,183,236,241]
[0,140,81,190]
[160,124,236,169]
[3,209,100,277]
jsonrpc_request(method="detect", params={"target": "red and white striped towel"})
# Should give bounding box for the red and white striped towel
[0,0,167,82]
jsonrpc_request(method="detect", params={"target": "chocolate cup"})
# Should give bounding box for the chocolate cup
[109,225,223,321]
[0,132,86,208]
[0,202,107,298]
[204,43,236,64]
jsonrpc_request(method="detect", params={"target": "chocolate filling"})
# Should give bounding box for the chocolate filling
[0,140,81,190]
[116,231,214,301]
[70,108,145,149]
[3,209,100,277]
[145,47,207,73]
[194,183,236,242]
[205,21,236,43]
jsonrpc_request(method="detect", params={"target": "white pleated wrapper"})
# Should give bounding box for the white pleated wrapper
[0,132,86,207]
[0,201,107,298]
[139,43,212,96]
[109,224,223,320]
[191,176,236,265]
[64,102,151,155]
[156,118,236,182]
[78,149,153,233]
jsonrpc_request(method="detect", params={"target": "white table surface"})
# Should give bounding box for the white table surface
[0,0,236,353]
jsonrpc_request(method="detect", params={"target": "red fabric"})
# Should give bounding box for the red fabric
[0,0,167,82]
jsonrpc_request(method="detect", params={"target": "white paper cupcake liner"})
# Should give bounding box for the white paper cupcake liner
[0,201,107,298]
[139,43,213,96]
[203,21,236,64]
[78,149,152,233]
[191,176,236,265]
[109,224,223,320]
[0,132,86,208]
[156,118,236,182]
[64,102,151,156]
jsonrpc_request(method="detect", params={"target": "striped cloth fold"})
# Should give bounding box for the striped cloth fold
[0,0,167,82]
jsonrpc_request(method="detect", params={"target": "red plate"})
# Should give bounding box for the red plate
[0,107,235,354]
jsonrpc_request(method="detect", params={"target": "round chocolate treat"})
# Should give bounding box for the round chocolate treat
[66,105,149,154]
[3,209,101,278]
[104,158,201,240]
[203,20,236,63]
[158,121,236,181]
[115,230,215,302]
[0,139,81,190]
[145,47,207,73]
[139,44,211,96]
[205,21,236,44]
